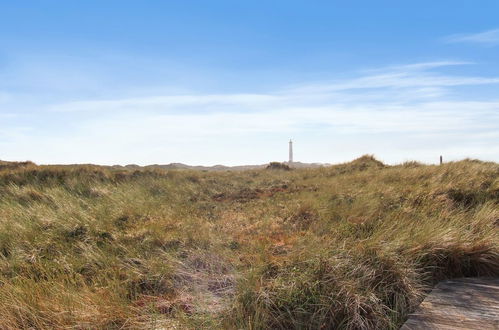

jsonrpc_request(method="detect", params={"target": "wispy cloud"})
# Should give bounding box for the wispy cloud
[368,61,473,72]
[2,61,499,165]
[49,61,499,114]
[6,99,499,165]
[445,28,499,45]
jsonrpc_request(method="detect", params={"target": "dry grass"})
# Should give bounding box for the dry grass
[0,157,497,329]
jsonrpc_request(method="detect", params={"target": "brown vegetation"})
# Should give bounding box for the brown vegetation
[0,156,497,329]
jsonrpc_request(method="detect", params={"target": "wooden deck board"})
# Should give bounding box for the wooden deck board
[401,277,499,330]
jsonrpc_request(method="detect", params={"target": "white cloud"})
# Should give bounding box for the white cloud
[294,72,499,93]
[49,94,283,113]
[368,61,473,72]
[2,61,499,165]
[8,99,498,165]
[48,61,499,115]
[445,29,499,45]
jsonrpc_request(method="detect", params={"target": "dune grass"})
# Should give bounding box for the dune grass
[0,156,497,329]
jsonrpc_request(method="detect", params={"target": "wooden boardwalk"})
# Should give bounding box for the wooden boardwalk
[401,278,499,329]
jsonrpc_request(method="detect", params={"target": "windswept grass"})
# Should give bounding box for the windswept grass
[0,157,497,329]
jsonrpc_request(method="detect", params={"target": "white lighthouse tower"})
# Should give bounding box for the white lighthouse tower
[288,139,293,164]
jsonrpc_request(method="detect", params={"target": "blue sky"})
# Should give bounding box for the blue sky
[1,1,498,165]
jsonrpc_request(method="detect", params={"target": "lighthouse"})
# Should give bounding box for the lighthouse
[289,139,293,164]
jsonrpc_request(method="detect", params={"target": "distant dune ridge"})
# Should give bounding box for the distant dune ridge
[0,159,330,171]
[110,161,330,171]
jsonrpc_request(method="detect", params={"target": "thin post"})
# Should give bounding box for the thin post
[440,155,443,165]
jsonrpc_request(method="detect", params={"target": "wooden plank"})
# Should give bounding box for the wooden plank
[415,302,498,321]
[401,277,499,330]
[444,277,499,286]
[402,314,498,330]
[436,282,499,295]
[423,289,498,307]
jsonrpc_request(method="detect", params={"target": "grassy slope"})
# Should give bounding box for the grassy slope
[0,156,497,329]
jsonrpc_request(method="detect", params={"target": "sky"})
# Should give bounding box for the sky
[0,1,498,166]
